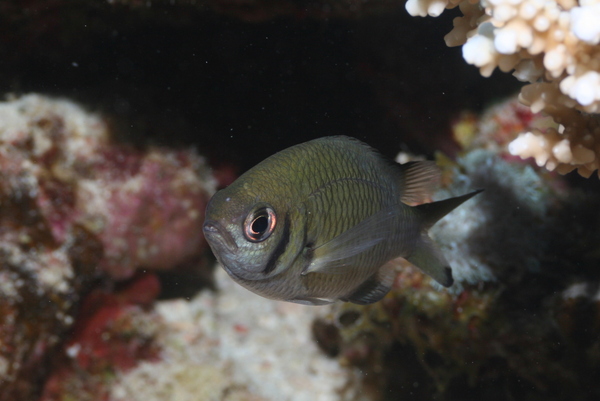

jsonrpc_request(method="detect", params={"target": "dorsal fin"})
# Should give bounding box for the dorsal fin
[397,161,441,205]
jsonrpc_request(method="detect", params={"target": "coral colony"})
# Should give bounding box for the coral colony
[0,95,214,400]
[407,0,600,177]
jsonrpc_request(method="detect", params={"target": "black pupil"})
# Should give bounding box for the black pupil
[251,215,269,235]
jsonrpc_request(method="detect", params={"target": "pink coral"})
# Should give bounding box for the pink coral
[0,94,215,280]
[0,94,215,400]
[78,147,213,279]
[39,273,163,401]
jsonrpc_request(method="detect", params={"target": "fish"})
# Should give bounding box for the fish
[203,136,480,305]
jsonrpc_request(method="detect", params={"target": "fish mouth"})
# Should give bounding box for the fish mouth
[203,220,238,251]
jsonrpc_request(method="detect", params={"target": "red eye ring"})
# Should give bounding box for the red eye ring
[243,206,276,242]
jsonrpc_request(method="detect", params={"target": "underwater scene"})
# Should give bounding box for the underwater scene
[1,0,600,400]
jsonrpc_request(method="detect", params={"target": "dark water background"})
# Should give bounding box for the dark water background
[0,2,519,171]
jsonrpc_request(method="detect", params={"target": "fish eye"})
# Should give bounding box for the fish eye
[243,206,276,242]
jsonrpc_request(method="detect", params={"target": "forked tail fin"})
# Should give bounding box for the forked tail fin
[405,233,454,287]
[406,189,482,287]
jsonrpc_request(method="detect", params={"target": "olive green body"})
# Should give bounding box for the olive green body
[203,136,423,304]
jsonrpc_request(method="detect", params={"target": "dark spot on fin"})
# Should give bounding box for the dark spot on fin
[263,213,291,274]
[444,267,454,287]
[343,262,396,305]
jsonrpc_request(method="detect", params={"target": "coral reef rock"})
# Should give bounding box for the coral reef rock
[110,267,366,401]
[407,0,600,177]
[0,94,215,400]
[40,268,362,400]
[39,273,163,401]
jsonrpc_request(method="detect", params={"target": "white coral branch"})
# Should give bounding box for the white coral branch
[407,0,600,176]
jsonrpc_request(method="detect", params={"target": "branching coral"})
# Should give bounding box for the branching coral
[406,0,600,177]
[509,82,600,176]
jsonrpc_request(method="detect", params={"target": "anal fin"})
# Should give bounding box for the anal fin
[342,262,396,305]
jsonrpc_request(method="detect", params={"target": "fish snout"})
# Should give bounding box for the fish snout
[203,220,238,251]
[203,220,220,235]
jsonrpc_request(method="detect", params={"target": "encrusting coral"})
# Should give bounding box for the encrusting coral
[0,94,215,400]
[108,267,363,401]
[406,0,600,177]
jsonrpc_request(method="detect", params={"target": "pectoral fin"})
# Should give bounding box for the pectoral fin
[341,261,397,305]
[302,206,398,275]
[405,233,453,287]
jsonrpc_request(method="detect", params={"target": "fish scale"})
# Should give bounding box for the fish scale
[203,136,481,305]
